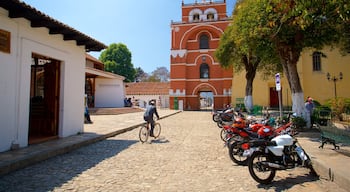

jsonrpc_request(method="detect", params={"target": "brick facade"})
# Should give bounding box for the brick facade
[170,0,232,110]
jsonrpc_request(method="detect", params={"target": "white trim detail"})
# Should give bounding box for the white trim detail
[179,24,224,50]
[169,89,186,96]
[192,83,218,95]
[171,49,187,58]
[188,8,203,23]
[204,8,218,21]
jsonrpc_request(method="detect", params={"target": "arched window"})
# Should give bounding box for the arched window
[312,51,322,71]
[193,13,200,21]
[200,34,209,49]
[207,13,214,20]
[200,63,209,78]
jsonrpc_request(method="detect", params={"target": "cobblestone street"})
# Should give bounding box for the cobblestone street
[0,112,347,192]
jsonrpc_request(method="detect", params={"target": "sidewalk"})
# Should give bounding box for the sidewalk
[0,109,349,191]
[297,130,350,191]
[0,108,181,176]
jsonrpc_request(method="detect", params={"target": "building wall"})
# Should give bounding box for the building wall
[231,47,350,108]
[95,78,125,108]
[0,8,86,152]
[170,1,232,110]
[125,95,169,108]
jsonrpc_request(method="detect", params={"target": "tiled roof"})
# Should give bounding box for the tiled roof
[86,53,103,64]
[125,82,170,95]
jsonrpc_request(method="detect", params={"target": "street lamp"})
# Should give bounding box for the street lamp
[327,72,343,98]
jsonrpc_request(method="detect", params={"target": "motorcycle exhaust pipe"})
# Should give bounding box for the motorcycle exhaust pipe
[261,162,285,169]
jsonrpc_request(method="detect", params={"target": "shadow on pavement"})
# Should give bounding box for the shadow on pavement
[257,172,319,192]
[0,139,138,192]
[151,136,170,144]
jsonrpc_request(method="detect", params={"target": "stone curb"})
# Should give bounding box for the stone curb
[0,110,182,176]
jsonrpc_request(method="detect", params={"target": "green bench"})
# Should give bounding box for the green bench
[318,123,350,150]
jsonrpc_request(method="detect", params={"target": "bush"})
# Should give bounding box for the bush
[292,116,307,130]
[324,97,350,121]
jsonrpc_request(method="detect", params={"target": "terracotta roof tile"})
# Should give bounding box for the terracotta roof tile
[125,82,169,95]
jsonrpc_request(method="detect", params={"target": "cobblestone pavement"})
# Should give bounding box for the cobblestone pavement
[0,112,347,192]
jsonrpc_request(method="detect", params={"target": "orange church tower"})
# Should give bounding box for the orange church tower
[170,0,232,110]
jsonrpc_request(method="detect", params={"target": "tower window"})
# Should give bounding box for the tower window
[200,63,209,78]
[312,51,322,71]
[200,34,209,49]
[207,13,214,20]
[193,14,200,21]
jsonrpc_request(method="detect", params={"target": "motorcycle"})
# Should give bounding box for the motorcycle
[226,117,294,166]
[247,134,313,184]
[212,105,233,123]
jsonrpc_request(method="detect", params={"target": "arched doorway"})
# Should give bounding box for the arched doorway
[199,91,213,111]
[193,83,217,111]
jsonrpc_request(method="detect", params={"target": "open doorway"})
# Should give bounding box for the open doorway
[28,54,60,144]
[199,91,213,111]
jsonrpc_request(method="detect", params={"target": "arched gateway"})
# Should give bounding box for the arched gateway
[169,0,233,110]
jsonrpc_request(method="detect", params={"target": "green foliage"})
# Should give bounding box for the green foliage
[100,43,136,82]
[324,97,350,121]
[220,0,349,115]
[292,116,307,130]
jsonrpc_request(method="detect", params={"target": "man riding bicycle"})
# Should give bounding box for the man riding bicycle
[143,99,160,137]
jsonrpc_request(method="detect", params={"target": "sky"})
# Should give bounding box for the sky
[22,0,236,73]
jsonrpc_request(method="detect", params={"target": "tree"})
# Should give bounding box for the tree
[135,67,149,82]
[150,67,169,82]
[230,0,348,126]
[99,43,136,82]
[215,0,281,112]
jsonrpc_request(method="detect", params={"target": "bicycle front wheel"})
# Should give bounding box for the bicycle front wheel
[139,125,149,143]
[153,123,161,138]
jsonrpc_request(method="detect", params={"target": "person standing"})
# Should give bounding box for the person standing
[305,97,314,128]
[84,94,93,124]
[143,100,160,137]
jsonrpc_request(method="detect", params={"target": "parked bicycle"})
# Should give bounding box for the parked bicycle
[139,121,161,143]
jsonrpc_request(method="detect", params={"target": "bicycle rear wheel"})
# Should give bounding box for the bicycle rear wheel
[139,125,149,143]
[153,123,161,138]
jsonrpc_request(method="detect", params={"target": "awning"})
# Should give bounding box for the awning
[85,67,125,80]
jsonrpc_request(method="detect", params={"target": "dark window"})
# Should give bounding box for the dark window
[200,34,209,49]
[207,13,214,20]
[193,14,200,21]
[312,52,322,71]
[200,63,209,78]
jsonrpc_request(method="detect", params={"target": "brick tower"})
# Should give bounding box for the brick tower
[170,0,232,110]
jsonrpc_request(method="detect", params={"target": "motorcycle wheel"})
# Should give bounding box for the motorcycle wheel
[217,121,223,128]
[226,135,242,148]
[220,129,227,141]
[212,113,220,122]
[248,151,276,184]
[228,141,248,166]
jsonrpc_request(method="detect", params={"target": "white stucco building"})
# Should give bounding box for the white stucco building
[0,0,107,152]
[85,54,126,108]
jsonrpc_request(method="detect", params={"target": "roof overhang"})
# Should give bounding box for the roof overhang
[0,0,107,52]
[85,67,125,80]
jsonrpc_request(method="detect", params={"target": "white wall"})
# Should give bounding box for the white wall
[95,78,125,107]
[126,95,169,108]
[0,8,86,152]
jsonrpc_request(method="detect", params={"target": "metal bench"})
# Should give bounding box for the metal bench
[318,123,350,150]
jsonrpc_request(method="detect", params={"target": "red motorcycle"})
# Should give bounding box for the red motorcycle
[227,116,295,166]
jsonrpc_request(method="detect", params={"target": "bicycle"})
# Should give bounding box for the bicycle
[139,121,161,143]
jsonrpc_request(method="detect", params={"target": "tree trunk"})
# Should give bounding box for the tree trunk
[278,45,310,127]
[244,76,254,113]
[243,55,258,113]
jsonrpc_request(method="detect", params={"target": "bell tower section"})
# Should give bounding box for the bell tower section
[170,0,233,110]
